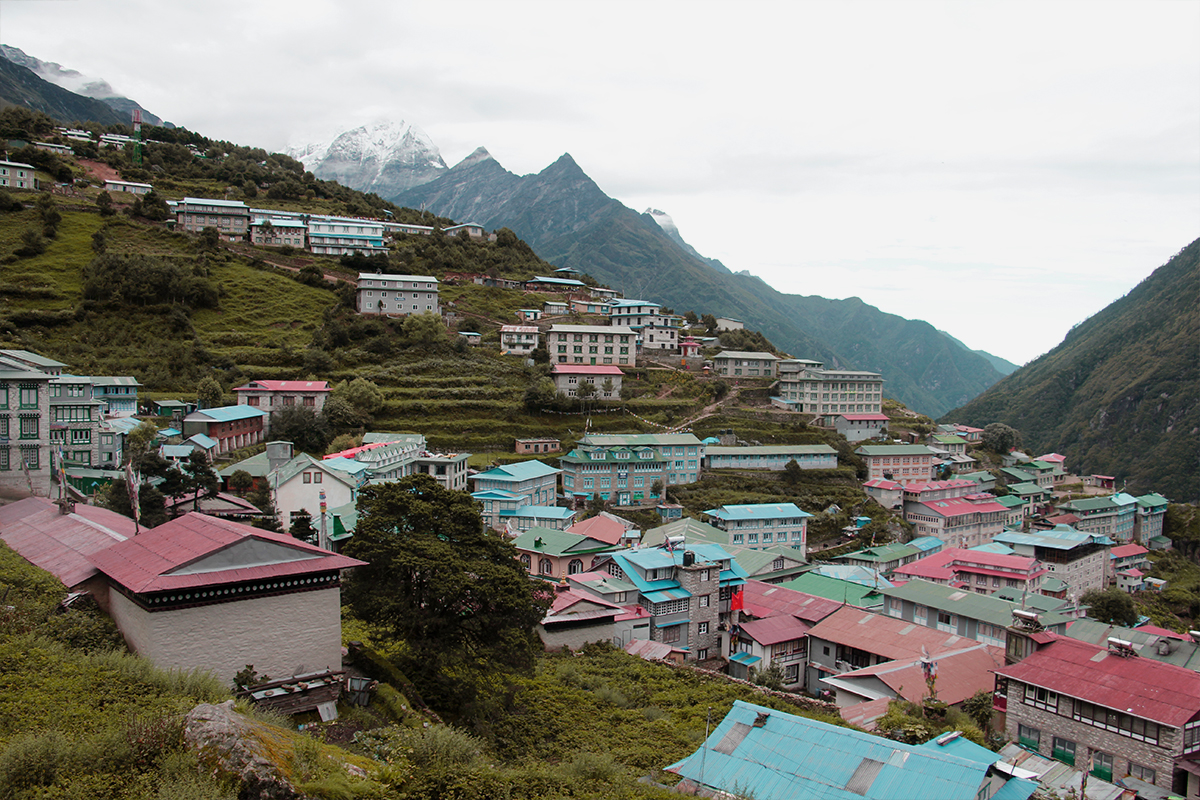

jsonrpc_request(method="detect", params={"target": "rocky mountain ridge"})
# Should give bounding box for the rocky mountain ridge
[289,119,448,199]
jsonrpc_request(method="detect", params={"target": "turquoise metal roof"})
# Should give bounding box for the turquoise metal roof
[190,405,265,422]
[729,651,761,665]
[705,503,811,521]
[667,700,996,799]
[644,587,691,603]
[476,460,560,482]
[513,505,574,519]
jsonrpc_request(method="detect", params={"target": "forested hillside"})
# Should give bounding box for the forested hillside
[941,239,1199,500]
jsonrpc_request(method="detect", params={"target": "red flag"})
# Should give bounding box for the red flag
[730,589,744,611]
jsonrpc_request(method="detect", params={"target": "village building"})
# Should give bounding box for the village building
[903,494,1009,549]
[103,178,153,195]
[559,433,703,500]
[711,350,779,378]
[702,503,813,559]
[994,525,1113,596]
[703,444,838,471]
[995,622,1200,796]
[249,217,307,248]
[775,359,885,419]
[512,526,619,579]
[355,273,440,316]
[307,217,386,256]
[891,547,1048,595]
[174,197,251,241]
[667,700,1036,800]
[471,459,561,531]
[233,380,331,421]
[0,353,55,494]
[592,542,746,662]
[832,412,890,442]
[549,364,623,399]
[182,405,266,456]
[1135,493,1170,542]
[90,376,141,418]
[0,159,37,190]
[548,324,637,366]
[499,325,540,356]
[641,518,809,584]
[1056,493,1139,543]
[879,579,1071,648]
[515,437,560,455]
[834,536,944,579]
[855,444,937,485]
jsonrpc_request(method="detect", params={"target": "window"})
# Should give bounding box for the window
[568,559,583,574]
[1128,763,1155,784]
[1072,699,1161,744]
[19,384,39,408]
[697,621,709,635]
[696,648,708,660]
[661,625,681,644]
[1051,737,1076,766]
[1024,684,1058,712]
[0,384,7,409]
[700,569,711,581]
[1017,724,1040,750]
[303,473,311,484]
[1090,751,1113,782]
[19,416,39,439]
[20,445,38,470]
[699,595,710,608]
[539,558,553,576]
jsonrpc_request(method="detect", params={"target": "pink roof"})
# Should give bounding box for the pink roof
[863,479,902,490]
[1119,568,1145,578]
[234,380,330,393]
[550,364,624,376]
[1111,544,1149,558]
[547,588,622,616]
[894,548,1042,583]
[995,635,1200,726]
[913,496,1008,518]
[807,605,973,662]
[903,479,977,494]
[0,497,134,587]
[1037,453,1066,464]
[893,550,958,582]
[87,512,364,593]
[1045,513,1079,525]
[323,441,390,460]
[738,615,811,646]
[741,579,844,624]
[625,638,682,660]
[836,643,1004,706]
[840,697,892,731]
[841,413,889,421]
[567,515,629,545]
[1135,625,1188,641]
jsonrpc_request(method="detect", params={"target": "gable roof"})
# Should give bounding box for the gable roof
[87,512,365,594]
[777,572,883,608]
[186,405,266,423]
[740,579,845,623]
[666,700,993,800]
[806,606,972,661]
[995,634,1200,727]
[0,496,134,587]
[738,615,812,646]
[567,514,632,545]
[828,642,1004,706]
[234,380,330,393]
[705,503,812,521]
[511,527,615,557]
[272,453,359,489]
[475,460,561,482]
[879,579,1072,629]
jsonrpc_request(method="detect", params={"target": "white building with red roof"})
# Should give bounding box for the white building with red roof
[892,547,1047,595]
[834,412,890,442]
[550,364,623,399]
[995,629,1200,795]
[233,380,331,416]
[87,512,364,684]
[0,496,135,591]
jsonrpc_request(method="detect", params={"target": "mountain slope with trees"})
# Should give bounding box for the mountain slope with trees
[0,56,126,127]
[395,150,1006,417]
[941,239,1199,500]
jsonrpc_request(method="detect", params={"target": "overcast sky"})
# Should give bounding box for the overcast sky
[3,0,1197,365]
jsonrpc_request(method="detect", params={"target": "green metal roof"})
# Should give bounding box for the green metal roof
[777,572,881,607]
[880,579,1072,630]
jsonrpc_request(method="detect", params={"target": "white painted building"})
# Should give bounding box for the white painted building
[356,273,439,316]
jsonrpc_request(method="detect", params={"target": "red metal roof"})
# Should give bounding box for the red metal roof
[1111,544,1149,558]
[234,380,330,392]
[741,579,844,624]
[841,413,889,421]
[567,515,628,545]
[738,615,811,645]
[807,605,972,662]
[836,642,1004,705]
[995,635,1200,727]
[0,497,134,587]
[87,512,365,593]
[914,496,1008,517]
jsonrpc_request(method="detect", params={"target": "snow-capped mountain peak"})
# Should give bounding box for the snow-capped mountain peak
[288,119,447,197]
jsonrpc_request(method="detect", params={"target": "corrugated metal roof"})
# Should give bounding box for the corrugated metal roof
[806,605,969,662]
[87,512,365,593]
[996,635,1200,726]
[186,405,265,423]
[0,497,134,587]
[475,460,561,482]
[705,503,811,521]
[833,642,1004,705]
[741,579,844,624]
[666,700,993,800]
[738,615,811,645]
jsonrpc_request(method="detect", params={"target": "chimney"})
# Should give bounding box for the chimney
[266,440,294,473]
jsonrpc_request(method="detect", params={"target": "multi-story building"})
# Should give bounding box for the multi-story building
[234,380,330,418]
[499,325,540,356]
[174,197,251,241]
[855,444,937,485]
[307,218,386,256]
[775,359,885,419]
[593,542,747,662]
[995,622,1200,796]
[356,273,439,317]
[711,351,779,378]
[1108,543,1151,583]
[0,160,37,190]
[903,494,1009,549]
[0,354,52,494]
[560,433,704,497]
[994,525,1113,596]
[703,444,838,471]
[607,300,670,329]
[835,536,944,579]
[548,324,637,366]
[1135,493,1170,542]
[249,217,307,248]
[182,405,266,456]
[702,503,813,560]
[513,527,619,579]
[411,450,470,492]
[48,374,105,469]
[891,547,1048,595]
[90,376,141,418]
[471,459,561,531]
[1056,493,1139,543]
[550,364,623,399]
[879,579,1070,648]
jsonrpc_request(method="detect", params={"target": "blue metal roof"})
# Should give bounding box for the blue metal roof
[704,503,812,521]
[513,505,574,519]
[471,489,525,501]
[729,651,761,666]
[667,700,998,800]
[186,433,217,449]
[190,405,265,422]
[644,587,692,603]
[476,460,560,482]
